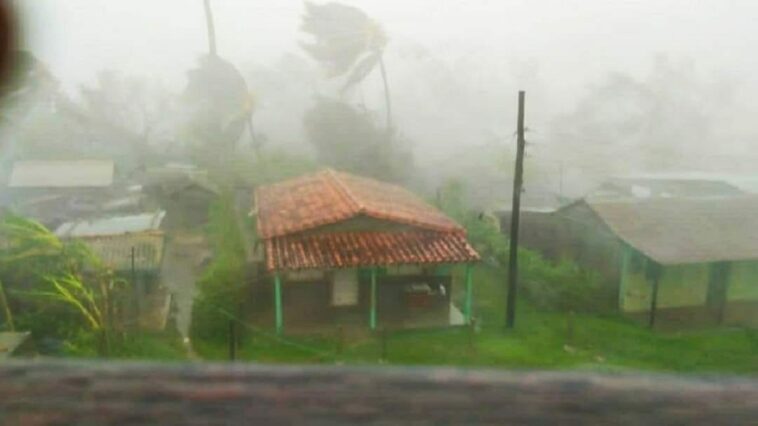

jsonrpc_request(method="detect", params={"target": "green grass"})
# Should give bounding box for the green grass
[193,264,758,374]
[63,330,188,361]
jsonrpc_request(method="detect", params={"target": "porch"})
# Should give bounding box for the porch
[251,266,474,335]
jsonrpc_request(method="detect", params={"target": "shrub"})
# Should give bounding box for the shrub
[519,250,611,313]
[439,179,613,314]
[190,193,247,342]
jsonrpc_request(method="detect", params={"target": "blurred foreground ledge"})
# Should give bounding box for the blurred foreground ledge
[0,360,757,425]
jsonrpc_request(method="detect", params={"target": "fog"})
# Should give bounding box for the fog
[13,0,758,206]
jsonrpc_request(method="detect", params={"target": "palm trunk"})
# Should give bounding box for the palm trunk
[203,0,217,56]
[378,53,392,137]
[0,279,14,331]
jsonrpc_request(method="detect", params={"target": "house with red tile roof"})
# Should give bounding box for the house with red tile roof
[253,169,480,334]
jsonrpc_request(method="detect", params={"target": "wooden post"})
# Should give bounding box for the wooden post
[648,264,661,329]
[228,320,237,361]
[464,264,473,324]
[336,325,344,356]
[274,274,283,335]
[718,263,731,325]
[467,318,477,354]
[619,245,631,311]
[370,268,377,331]
[131,246,140,321]
[566,311,575,344]
[707,261,731,325]
[506,91,526,329]
[380,327,388,361]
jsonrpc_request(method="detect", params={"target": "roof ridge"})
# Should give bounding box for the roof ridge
[323,169,364,213]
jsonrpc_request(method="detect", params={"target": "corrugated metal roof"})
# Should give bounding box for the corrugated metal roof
[588,177,744,201]
[265,231,479,271]
[55,211,165,238]
[255,169,463,238]
[78,231,165,272]
[587,196,758,265]
[8,160,114,188]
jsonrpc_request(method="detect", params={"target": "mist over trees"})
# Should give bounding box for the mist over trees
[542,56,753,195]
[304,98,412,182]
[3,2,758,206]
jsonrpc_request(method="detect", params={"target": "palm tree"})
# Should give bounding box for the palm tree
[188,0,259,157]
[300,2,393,133]
[0,215,117,354]
[0,215,62,331]
[203,0,218,57]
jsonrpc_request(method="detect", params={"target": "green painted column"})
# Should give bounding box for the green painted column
[274,273,283,335]
[464,264,473,324]
[370,268,377,331]
[619,245,631,311]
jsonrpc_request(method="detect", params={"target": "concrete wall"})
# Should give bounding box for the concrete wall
[621,255,758,328]
[254,268,454,331]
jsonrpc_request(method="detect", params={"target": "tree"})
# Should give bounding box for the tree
[300,2,393,133]
[303,98,412,182]
[0,215,62,333]
[547,56,747,184]
[0,215,120,353]
[183,0,258,163]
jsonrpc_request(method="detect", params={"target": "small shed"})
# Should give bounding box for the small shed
[55,211,169,330]
[142,164,218,229]
[8,160,114,189]
[253,169,480,334]
[6,160,117,227]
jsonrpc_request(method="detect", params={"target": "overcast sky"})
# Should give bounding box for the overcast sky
[14,1,758,195]
[20,1,758,96]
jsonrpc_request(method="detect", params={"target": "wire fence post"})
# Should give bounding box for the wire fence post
[370,268,377,331]
[380,326,388,362]
[335,325,344,356]
[467,318,477,354]
[228,320,237,361]
[566,311,575,345]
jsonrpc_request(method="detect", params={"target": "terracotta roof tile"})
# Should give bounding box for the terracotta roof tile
[265,231,479,271]
[255,170,462,238]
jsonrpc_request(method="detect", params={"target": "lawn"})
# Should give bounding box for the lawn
[62,330,188,361]
[192,264,758,374]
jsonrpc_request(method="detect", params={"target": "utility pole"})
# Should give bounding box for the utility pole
[505,91,526,329]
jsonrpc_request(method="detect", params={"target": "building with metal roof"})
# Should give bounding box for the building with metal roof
[54,211,165,238]
[252,169,479,334]
[587,176,745,201]
[8,160,114,188]
[54,211,169,330]
[538,197,758,329]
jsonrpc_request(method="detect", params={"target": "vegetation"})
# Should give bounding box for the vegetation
[190,193,248,343]
[0,214,183,358]
[62,330,187,361]
[303,98,413,182]
[439,179,612,314]
[183,0,258,169]
[301,1,393,131]
[192,262,758,373]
